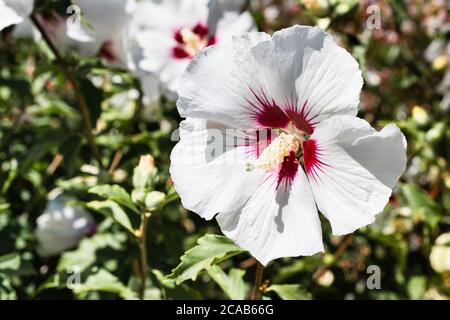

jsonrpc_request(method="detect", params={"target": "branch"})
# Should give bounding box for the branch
[250,261,264,300]
[30,13,103,166]
[313,234,354,281]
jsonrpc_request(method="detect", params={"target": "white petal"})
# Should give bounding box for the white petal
[130,1,176,32]
[71,0,134,47]
[177,32,271,128]
[214,11,256,43]
[66,21,95,43]
[294,37,363,128]
[160,59,190,98]
[138,30,176,73]
[178,0,209,26]
[208,0,245,14]
[207,0,249,35]
[12,18,40,40]
[136,71,161,105]
[305,116,407,235]
[0,0,33,31]
[249,25,362,130]
[217,167,323,265]
[178,26,359,130]
[170,118,266,220]
[250,25,329,102]
[132,0,208,32]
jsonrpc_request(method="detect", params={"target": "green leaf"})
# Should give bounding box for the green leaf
[87,200,134,233]
[0,274,16,300]
[153,270,202,300]
[35,232,127,296]
[266,284,312,300]
[167,234,245,285]
[207,265,249,300]
[0,253,35,277]
[0,253,20,272]
[1,159,18,193]
[57,232,126,272]
[73,269,135,299]
[89,185,139,214]
[401,184,440,230]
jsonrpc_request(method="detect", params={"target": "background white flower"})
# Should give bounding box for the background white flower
[136,0,255,99]
[0,0,34,32]
[36,192,96,257]
[66,0,137,68]
[171,26,407,265]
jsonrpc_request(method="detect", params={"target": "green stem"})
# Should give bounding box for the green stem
[138,211,150,300]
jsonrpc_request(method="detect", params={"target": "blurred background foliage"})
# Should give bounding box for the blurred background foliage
[0,0,449,300]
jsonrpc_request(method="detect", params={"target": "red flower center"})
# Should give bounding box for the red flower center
[172,23,216,59]
[245,87,329,189]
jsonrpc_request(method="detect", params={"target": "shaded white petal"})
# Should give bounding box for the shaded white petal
[178,26,359,130]
[137,71,161,105]
[66,21,95,43]
[138,30,176,73]
[178,0,209,26]
[214,11,255,43]
[0,0,33,31]
[208,0,245,14]
[12,18,40,40]
[170,118,266,220]
[250,25,329,102]
[305,116,407,235]
[207,0,248,34]
[131,0,208,32]
[217,168,323,265]
[177,32,271,128]
[160,59,190,98]
[69,0,135,63]
[75,0,135,42]
[294,37,363,127]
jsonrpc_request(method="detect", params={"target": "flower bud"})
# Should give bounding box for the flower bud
[131,189,147,205]
[323,253,335,266]
[144,191,166,211]
[133,155,158,190]
[317,270,335,287]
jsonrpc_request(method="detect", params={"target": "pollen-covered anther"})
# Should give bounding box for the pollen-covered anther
[180,28,208,56]
[254,133,299,171]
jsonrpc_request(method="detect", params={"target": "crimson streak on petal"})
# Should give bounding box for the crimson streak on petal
[302,139,330,182]
[246,87,291,128]
[172,22,216,60]
[276,150,299,191]
[247,88,317,133]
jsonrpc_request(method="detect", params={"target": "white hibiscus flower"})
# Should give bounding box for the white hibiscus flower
[36,192,96,257]
[65,0,137,69]
[136,0,255,99]
[0,0,34,31]
[62,0,160,110]
[170,26,407,265]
